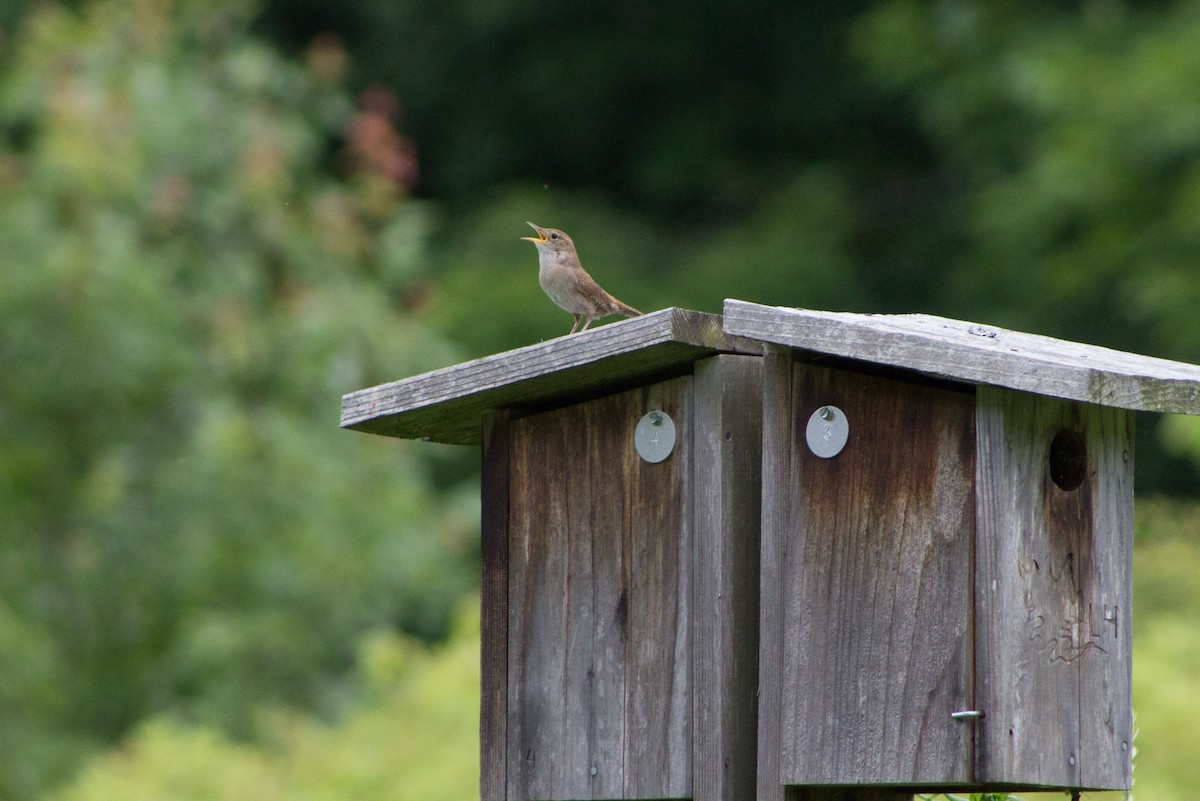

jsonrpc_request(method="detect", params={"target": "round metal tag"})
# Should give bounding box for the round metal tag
[805,405,848,458]
[634,410,676,463]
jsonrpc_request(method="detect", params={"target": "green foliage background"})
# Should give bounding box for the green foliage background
[0,0,1198,798]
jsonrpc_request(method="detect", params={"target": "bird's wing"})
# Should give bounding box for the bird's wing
[570,266,623,312]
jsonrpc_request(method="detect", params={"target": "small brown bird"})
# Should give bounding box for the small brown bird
[522,222,642,334]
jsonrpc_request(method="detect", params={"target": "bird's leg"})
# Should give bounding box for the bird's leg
[579,318,593,332]
[570,314,582,334]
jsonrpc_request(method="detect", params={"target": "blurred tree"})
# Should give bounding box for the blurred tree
[853,1,1200,340]
[851,0,1200,490]
[49,602,480,801]
[1130,500,1200,800]
[254,0,878,219]
[0,0,475,796]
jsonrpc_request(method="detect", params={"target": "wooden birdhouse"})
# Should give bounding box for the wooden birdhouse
[721,300,1200,798]
[341,309,765,801]
[343,299,1200,801]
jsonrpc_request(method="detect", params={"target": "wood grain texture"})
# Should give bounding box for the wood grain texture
[481,411,510,801]
[624,379,693,798]
[723,300,1200,415]
[974,388,1133,790]
[342,308,760,444]
[1080,406,1133,790]
[757,346,794,801]
[692,355,763,801]
[506,378,692,800]
[780,364,975,786]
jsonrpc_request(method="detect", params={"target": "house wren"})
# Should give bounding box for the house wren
[522,222,643,334]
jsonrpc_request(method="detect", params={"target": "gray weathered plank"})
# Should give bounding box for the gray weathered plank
[781,363,975,785]
[568,396,626,800]
[505,378,692,800]
[1080,407,1134,790]
[757,346,793,801]
[341,307,759,444]
[692,355,762,801]
[974,388,1133,790]
[723,300,1200,415]
[480,411,510,801]
[506,407,571,798]
[624,378,693,798]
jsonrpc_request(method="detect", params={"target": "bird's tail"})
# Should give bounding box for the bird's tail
[614,299,643,318]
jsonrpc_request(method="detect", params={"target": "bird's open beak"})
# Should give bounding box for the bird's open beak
[521,221,548,243]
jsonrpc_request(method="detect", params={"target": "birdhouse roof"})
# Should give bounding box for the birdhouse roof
[341,309,759,444]
[723,300,1200,415]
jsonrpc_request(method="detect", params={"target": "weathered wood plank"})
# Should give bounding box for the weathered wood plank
[1079,408,1133,790]
[781,364,975,786]
[974,389,1134,790]
[569,397,625,799]
[757,346,793,801]
[342,308,759,444]
[480,411,510,801]
[505,378,692,800]
[624,378,693,798]
[723,300,1200,415]
[692,355,762,801]
[506,407,572,798]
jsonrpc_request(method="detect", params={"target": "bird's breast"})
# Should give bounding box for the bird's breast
[539,261,592,314]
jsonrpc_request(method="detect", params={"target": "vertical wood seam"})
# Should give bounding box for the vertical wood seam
[758,345,792,801]
[691,361,707,801]
[690,367,701,801]
[693,354,763,801]
[966,391,978,788]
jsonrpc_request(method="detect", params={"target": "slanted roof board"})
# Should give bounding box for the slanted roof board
[723,300,1200,415]
[341,308,758,444]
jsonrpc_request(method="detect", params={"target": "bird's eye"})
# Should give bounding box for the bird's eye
[549,232,560,240]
